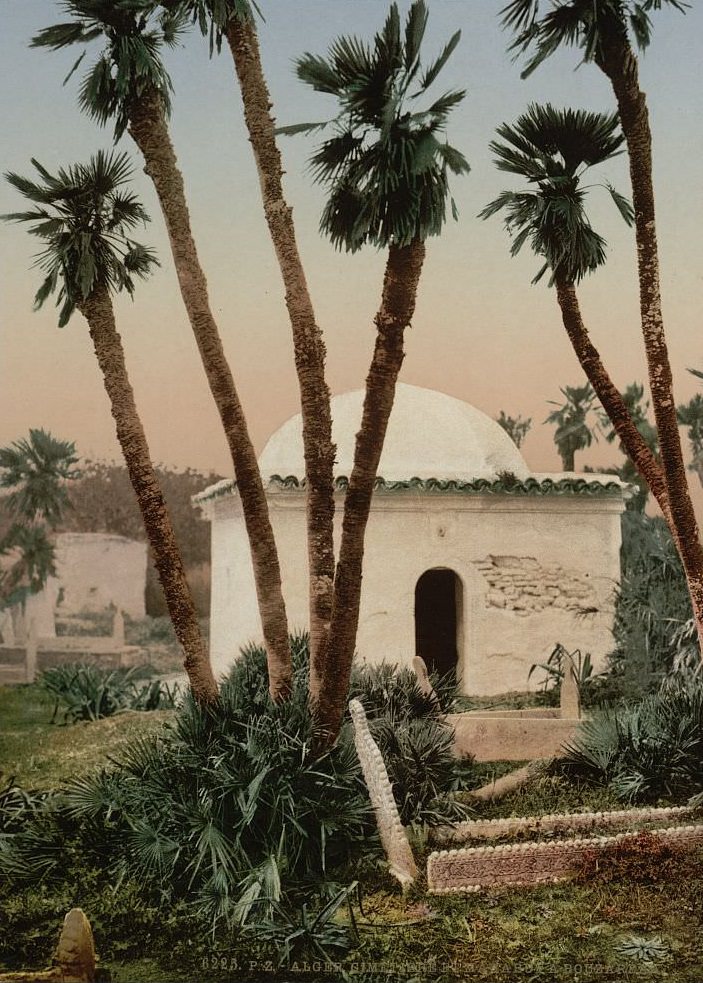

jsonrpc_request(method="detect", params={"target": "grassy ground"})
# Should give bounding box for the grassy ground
[1,674,702,982]
[0,683,174,789]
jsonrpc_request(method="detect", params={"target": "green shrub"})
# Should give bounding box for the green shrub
[40,663,180,723]
[528,643,601,708]
[1,635,473,960]
[564,674,703,802]
[2,647,372,934]
[348,661,458,718]
[367,716,471,825]
[606,513,697,699]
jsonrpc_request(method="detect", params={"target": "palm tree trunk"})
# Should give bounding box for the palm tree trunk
[127,85,292,700]
[562,447,575,472]
[225,15,336,696]
[78,285,219,705]
[554,275,672,524]
[596,38,703,657]
[314,239,426,748]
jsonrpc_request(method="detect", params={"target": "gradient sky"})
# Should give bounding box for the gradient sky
[1,1,702,502]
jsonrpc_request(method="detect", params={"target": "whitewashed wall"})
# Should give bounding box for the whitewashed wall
[54,533,147,619]
[204,489,623,695]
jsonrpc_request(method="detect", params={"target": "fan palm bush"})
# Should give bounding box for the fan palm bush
[0,635,472,934]
[1,676,371,935]
[40,663,180,723]
[348,660,457,719]
[607,512,695,698]
[564,675,703,803]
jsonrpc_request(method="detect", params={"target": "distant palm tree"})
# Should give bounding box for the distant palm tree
[32,0,292,700]
[501,0,703,656]
[678,370,703,489]
[481,103,670,517]
[0,429,78,613]
[600,382,658,454]
[2,151,218,704]
[287,0,469,742]
[545,384,598,471]
[496,411,532,449]
[0,429,78,528]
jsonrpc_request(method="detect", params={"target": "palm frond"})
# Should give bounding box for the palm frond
[286,0,467,251]
[483,102,629,283]
[416,29,461,93]
[2,151,156,324]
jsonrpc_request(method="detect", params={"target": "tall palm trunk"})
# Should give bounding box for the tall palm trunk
[78,284,219,705]
[596,37,703,655]
[127,85,292,700]
[314,239,426,748]
[225,16,336,695]
[554,275,672,524]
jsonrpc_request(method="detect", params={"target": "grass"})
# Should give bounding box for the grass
[0,683,174,789]
[1,680,702,981]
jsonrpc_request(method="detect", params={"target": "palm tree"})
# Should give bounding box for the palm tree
[496,410,532,449]
[501,1,703,655]
[598,381,659,510]
[480,104,671,519]
[0,429,78,527]
[32,0,292,700]
[169,0,336,692]
[545,384,598,471]
[678,371,703,489]
[600,382,658,455]
[2,151,219,704]
[0,429,78,620]
[288,1,469,743]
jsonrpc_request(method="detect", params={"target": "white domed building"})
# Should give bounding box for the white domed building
[195,385,627,694]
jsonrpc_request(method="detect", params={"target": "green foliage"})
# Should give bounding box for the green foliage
[677,368,703,480]
[528,643,600,708]
[544,383,598,470]
[348,660,457,718]
[40,663,180,723]
[481,103,631,285]
[1,635,473,947]
[564,674,703,802]
[32,1,189,139]
[0,430,79,608]
[606,512,696,697]
[3,151,157,327]
[367,716,471,825]
[1,640,372,943]
[249,885,358,968]
[588,380,659,511]
[502,0,688,79]
[0,430,78,525]
[347,659,473,825]
[285,0,469,252]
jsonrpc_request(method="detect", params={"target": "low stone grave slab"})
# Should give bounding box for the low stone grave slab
[427,820,703,894]
[430,804,700,846]
[448,710,580,762]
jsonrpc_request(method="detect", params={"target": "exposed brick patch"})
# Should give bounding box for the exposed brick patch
[474,555,598,616]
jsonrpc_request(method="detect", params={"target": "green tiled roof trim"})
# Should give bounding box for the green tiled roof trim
[196,474,624,503]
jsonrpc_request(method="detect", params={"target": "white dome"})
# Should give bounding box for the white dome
[258,384,530,483]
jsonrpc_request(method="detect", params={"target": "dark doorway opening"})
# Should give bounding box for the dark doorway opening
[414,568,461,677]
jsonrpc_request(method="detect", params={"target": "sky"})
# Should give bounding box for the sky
[1,0,702,499]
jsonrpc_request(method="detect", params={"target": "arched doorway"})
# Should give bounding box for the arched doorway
[414,568,462,678]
